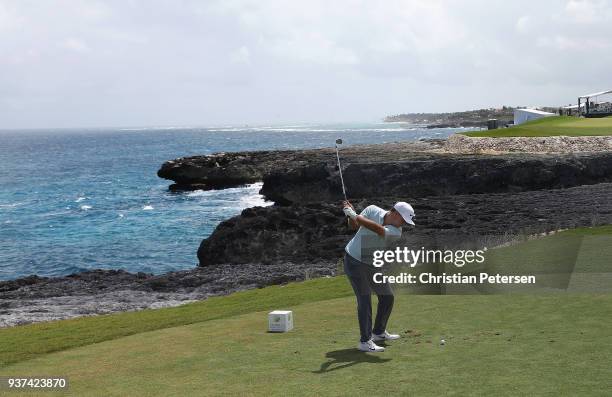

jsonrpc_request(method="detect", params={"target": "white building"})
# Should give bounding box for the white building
[578,89,612,117]
[513,108,556,125]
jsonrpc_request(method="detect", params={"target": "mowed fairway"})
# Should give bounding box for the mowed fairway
[464,115,612,137]
[2,293,612,396]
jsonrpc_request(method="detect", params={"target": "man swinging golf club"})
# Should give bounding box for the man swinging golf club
[342,200,415,352]
[333,138,415,352]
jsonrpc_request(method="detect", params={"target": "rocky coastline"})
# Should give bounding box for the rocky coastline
[2,135,612,327]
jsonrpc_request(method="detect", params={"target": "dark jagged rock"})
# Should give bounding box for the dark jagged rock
[158,144,612,204]
[198,183,612,266]
[157,149,330,191]
[158,152,269,191]
[0,263,337,327]
[0,275,49,293]
[0,264,337,300]
[156,141,445,191]
[262,152,612,204]
[198,203,347,266]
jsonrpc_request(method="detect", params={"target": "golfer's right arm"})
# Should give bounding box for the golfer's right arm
[354,215,385,237]
[343,201,359,230]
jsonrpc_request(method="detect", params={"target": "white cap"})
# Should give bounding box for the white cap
[394,202,415,226]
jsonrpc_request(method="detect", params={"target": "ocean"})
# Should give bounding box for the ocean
[0,123,463,280]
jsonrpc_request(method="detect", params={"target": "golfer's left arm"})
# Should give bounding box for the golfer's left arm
[343,206,386,237]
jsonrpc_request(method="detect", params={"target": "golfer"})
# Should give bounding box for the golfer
[342,201,415,352]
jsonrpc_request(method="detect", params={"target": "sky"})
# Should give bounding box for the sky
[1,0,611,128]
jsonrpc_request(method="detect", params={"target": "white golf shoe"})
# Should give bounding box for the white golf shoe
[358,339,385,352]
[372,330,401,342]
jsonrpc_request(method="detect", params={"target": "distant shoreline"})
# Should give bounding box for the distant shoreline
[384,107,518,128]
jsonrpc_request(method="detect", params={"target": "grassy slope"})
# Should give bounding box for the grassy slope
[1,225,611,396]
[3,295,612,396]
[0,277,352,367]
[390,225,612,295]
[463,116,612,137]
[485,225,612,275]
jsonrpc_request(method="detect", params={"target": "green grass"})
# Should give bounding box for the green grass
[484,225,612,275]
[391,225,612,295]
[464,225,612,294]
[1,226,611,396]
[0,276,352,367]
[2,295,611,396]
[463,116,612,137]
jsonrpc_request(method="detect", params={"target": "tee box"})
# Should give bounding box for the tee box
[268,310,294,332]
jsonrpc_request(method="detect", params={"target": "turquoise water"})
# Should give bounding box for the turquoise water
[0,123,460,280]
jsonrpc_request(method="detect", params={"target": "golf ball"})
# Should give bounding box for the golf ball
[440,339,446,345]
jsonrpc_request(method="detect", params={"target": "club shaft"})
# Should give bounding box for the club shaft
[335,145,348,201]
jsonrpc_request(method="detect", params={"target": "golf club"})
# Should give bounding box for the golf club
[334,138,348,201]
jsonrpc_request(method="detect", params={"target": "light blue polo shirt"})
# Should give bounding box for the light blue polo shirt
[345,205,402,264]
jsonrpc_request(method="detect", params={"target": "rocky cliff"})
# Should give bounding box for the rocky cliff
[157,140,612,267]
[158,142,612,205]
[261,152,612,204]
[197,183,612,266]
[156,140,444,191]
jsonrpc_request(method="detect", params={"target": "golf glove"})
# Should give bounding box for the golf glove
[343,207,357,220]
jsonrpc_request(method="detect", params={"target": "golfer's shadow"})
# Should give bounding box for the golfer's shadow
[313,348,392,373]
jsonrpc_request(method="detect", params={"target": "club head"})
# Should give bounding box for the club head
[335,138,343,145]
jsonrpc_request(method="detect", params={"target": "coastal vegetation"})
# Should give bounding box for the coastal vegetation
[384,106,515,127]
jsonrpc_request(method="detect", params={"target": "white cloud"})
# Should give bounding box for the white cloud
[0,2,23,30]
[565,0,609,23]
[60,37,91,53]
[262,32,360,65]
[0,0,611,128]
[516,16,531,33]
[230,46,250,64]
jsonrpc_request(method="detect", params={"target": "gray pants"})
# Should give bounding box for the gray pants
[344,252,395,343]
